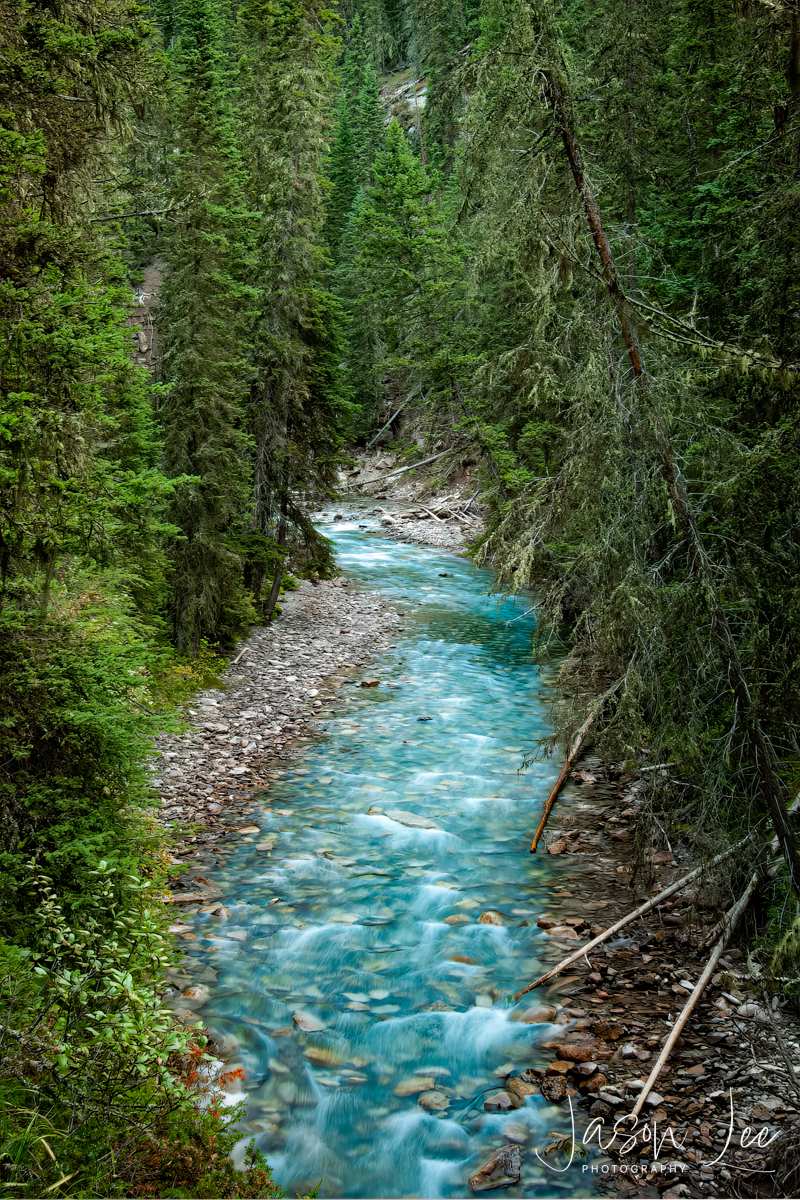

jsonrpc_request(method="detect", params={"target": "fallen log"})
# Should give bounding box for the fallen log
[417,504,446,524]
[511,838,751,1002]
[701,867,762,949]
[530,680,621,853]
[366,392,417,450]
[629,873,758,1119]
[380,449,452,480]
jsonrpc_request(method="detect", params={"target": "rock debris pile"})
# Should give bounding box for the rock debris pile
[149,578,401,835]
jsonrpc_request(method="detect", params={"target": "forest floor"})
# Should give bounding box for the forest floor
[152,464,799,1200]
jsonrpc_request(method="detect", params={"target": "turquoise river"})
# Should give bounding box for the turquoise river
[177,518,592,1199]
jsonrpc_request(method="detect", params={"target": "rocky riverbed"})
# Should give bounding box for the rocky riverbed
[151,575,401,853]
[152,507,799,1200]
[505,761,800,1200]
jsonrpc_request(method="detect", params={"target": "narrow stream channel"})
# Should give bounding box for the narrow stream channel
[178,521,590,1199]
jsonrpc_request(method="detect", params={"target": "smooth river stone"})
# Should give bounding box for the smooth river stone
[468,1145,521,1191]
[394,1076,436,1096]
[367,807,441,829]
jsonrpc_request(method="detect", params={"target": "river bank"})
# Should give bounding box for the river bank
[154,504,799,1200]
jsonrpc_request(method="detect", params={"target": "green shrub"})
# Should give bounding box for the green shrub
[0,611,165,941]
[0,867,288,1198]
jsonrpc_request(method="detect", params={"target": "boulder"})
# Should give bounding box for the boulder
[477,911,505,926]
[468,1145,521,1192]
[544,1042,594,1062]
[593,1019,626,1040]
[394,1076,436,1097]
[506,1077,538,1106]
[484,1091,515,1113]
[545,1060,572,1075]
[579,1072,608,1093]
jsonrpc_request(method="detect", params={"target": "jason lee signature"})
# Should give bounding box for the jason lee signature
[536,1089,779,1174]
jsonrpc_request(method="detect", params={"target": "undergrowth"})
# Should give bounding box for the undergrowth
[0,868,295,1198]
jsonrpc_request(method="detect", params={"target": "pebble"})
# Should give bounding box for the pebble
[150,577,401,844]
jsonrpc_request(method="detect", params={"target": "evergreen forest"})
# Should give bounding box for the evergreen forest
[1,0,800,1194]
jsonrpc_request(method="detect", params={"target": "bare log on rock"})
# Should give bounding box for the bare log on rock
[629,873,759,1119]
[529,680,621,853]
[366,392,418,450]
[512,838,751,1002]
[380,449,452,480]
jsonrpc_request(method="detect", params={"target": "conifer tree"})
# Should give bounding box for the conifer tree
[339,118,467,419]
[326,14,386,256]
[239,0,352,611]
[158,0,256,655]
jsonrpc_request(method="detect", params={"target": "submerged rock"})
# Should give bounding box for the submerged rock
[506,1077,538,1106]
[370,808,441,829]
[468,1145,521,1191]
[292,1011,326,1032]
[508,1003,556,1024]
[418,1089,449,1111]
[394,1075,436,1096]
[477,911,505,925]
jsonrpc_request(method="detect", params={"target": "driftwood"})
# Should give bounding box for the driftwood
[366,393,416,450]
[529,680,621,853]
[530,711,596,853]
[701,869,761,949]
[629,873,757,1119]
[417,504,446,524]
[511,839,751,1002]
[380,449,451,480]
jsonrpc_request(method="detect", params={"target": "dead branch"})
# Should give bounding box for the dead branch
[512,838,751,1002]
[629,873,758,1118]
[530,679,621,853]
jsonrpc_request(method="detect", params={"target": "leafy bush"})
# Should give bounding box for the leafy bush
[0,867,287,1198]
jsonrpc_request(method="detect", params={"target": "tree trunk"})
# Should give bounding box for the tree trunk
[264,492,288,620]
[538,20,800,897]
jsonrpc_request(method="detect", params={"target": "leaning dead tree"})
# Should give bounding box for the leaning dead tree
[529,1,800,897]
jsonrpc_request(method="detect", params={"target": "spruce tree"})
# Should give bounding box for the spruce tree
[239,0,352,611]
[326,14,386,258]
[158,0,256,655]
[339,119,467,420]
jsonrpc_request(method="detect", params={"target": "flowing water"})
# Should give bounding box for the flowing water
[175,521,591,1198]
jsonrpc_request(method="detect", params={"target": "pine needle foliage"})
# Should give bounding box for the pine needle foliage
[239,0,353,608]
[158,0,258,655]
[454,0,800,897]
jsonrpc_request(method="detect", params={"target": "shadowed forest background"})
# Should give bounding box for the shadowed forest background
[1,0,800,1194]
